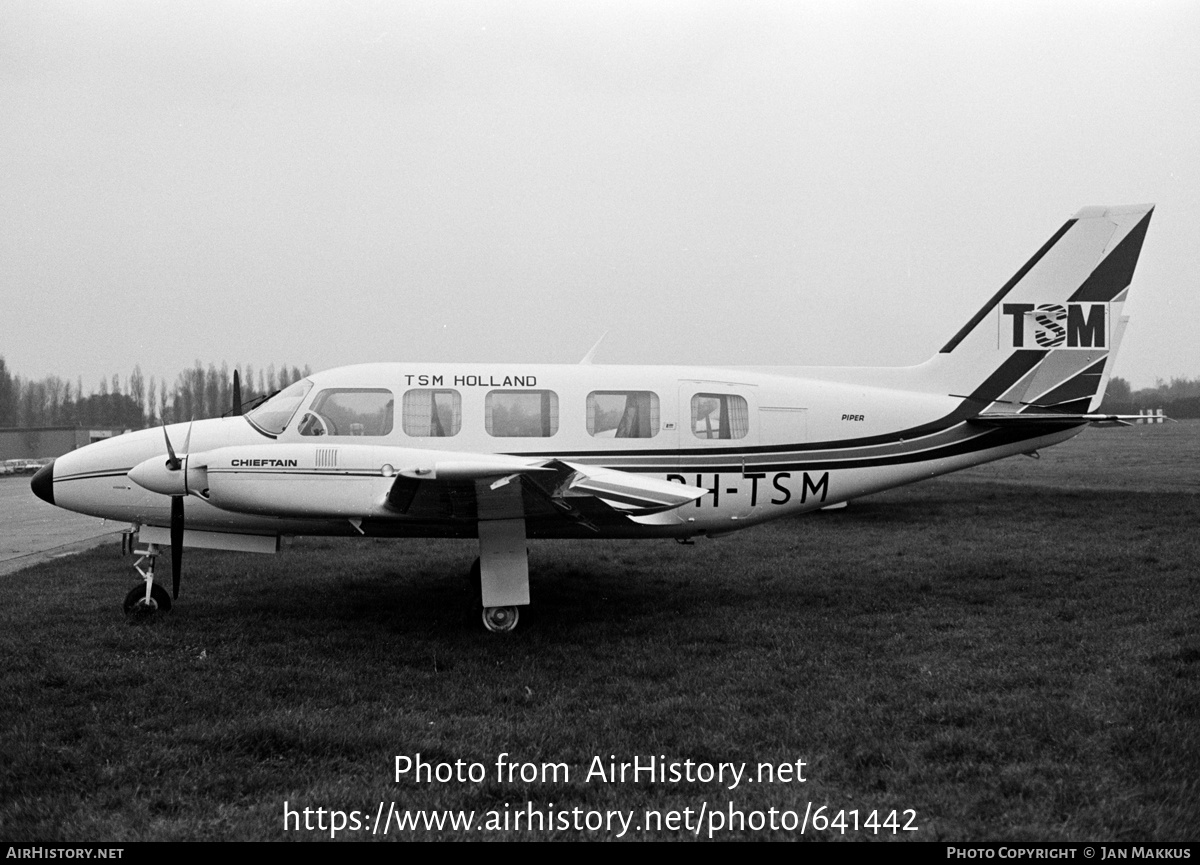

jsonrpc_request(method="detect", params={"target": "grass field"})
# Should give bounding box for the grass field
[1,422,1197,841]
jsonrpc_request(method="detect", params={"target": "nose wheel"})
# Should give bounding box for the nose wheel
[124,582,172,616]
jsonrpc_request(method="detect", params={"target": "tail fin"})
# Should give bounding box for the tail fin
[926,204,1153,414]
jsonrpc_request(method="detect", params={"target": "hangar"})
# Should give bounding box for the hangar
[0,426,132,463]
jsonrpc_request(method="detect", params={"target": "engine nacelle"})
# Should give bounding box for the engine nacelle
[187,443,550,519]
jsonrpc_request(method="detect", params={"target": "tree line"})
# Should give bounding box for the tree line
[1098,376,1200,419]
[0,357,310,430]
[2,357,1198,430]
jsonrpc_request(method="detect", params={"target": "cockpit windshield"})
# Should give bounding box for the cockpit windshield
[245,379,314,436]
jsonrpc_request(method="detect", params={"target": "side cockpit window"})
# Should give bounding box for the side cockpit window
[691,393,749,439]
[402,389,462,437]
[587,391,659,438]
[246,379,313,436]
[299,388,394,437]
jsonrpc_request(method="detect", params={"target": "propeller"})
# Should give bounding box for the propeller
[163,424,181,471]
[170,496,183,599]
[161,422,192,599]
[222,369,246,417]
[129,421,200,600]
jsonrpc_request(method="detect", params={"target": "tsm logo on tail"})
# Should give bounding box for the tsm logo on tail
[1001,303,1108,349]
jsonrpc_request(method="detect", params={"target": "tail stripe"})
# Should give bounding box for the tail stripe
[1069,211,1153,303]
[965,349,1048,404]
[993,363,1048,408]
[1013,349,1107,406]
[939,218,1077,353]
[1021,359,1107,411]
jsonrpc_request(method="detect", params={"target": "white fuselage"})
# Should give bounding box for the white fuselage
[46,362,1082,541]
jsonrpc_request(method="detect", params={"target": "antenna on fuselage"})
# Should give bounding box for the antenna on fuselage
[579,331,609,365]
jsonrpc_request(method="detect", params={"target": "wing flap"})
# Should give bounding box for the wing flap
[557,461,705,513]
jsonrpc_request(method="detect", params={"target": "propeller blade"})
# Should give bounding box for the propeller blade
[162,425,180,471]
[182,418,194,456]
[232,370,243,416]
[170,495,184,599]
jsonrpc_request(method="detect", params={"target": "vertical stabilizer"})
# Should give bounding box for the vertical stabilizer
[924,205,1153,413]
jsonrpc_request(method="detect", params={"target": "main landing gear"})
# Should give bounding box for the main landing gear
[123,542,172,618]
[468,556,522,633]
[471,517,530,633]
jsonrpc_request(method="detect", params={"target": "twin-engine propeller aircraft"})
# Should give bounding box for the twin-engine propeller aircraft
[32,204,1154,631]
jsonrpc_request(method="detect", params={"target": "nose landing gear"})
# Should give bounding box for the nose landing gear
[123,542,172,618]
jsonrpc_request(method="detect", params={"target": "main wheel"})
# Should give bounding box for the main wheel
[123,583,172,617]
[482,606,519,633]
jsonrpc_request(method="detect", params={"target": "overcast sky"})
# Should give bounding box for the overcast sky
[2,0,1196,391]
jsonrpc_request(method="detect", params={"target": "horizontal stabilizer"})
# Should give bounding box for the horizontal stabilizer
[969,412,1153,428]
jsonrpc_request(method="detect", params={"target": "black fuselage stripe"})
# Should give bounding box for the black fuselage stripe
[198,425,1068,481]
[55,469,135,483]
[523,353,1047,461]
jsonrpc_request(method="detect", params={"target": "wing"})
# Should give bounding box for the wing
[388,457,706,530]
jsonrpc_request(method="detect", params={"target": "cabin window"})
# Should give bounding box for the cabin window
[298,388,394,437]
[691,393,749,439]
[587,391,660,438]
[402,389,462,437]
[485,390,559,437]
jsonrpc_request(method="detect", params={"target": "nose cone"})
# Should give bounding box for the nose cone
[31,460,55,505]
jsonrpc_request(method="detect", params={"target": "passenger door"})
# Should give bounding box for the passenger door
[677,381,758,522]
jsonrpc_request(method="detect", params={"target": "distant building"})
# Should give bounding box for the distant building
[0,427,132,461]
